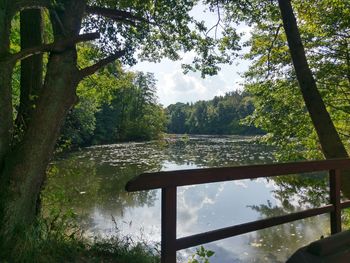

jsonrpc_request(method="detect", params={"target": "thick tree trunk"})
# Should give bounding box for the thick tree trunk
[0,0,86,256]
[0,50,80,251]
[17,9,43,127]
[0,63,14,164]
[0,1,14,164]
[277,0,350,196]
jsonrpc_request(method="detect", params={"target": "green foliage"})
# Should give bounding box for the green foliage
[188,246,215,263]
[59,44,166,147]
[83,0,241,77]
[242,0,350,160]
[92,71,166,143]
[2,215,160,263]
[0,163,160,263]
[167,91,262,135]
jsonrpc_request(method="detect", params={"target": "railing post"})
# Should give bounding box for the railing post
[161,186,177,263]
[329,169,341,234]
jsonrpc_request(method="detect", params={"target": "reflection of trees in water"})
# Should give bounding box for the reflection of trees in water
[245,169,337,262]
[164,137,275,168]
[248,200,329,262]
[272,172,329,208]
[45,137,277,230]
[45,137,344,261]
[251,170,350,261]
[43,156,159,221]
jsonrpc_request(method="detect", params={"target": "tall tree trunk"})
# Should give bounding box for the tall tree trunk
[277,0,350,196]
[0,49,80,252]
[0,1,14,164]
[0,0,86,255]
[17,9,43,127]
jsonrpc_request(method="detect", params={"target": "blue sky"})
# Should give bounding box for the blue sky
[131,5,251,107]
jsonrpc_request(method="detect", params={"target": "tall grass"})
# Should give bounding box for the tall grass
[1,211,160,263]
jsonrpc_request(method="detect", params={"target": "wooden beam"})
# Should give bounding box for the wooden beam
[176,205,334,250]
[161,187,177,263]
[126,158,350,191]
[340,200,350,209]
[330,169,341,234]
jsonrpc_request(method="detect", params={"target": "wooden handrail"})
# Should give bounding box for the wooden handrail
[176,205,334,250]
[125,158,350,263]
[126,158,350,191]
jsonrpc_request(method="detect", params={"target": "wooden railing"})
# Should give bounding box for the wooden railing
[125,158,350,263]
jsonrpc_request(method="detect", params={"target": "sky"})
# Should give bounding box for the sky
[130,5,252,107]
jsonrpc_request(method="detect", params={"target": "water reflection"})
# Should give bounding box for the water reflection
[44,136,331,262]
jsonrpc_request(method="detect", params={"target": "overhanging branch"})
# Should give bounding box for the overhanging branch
[8,32,99,62]
[85,5,152,25]
[10,0,51,15]
[78,49,126,79]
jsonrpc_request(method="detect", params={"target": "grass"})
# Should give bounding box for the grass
[1,213,160,263]
[0,210,217,263]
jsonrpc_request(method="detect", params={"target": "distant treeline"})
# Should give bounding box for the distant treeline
[58,64,166,149]
[166,91,262,135]
[58,60,261,150]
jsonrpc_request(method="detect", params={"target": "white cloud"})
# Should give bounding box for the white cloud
[129,5,253,106]
[131,58,249,106]
[156,69,242,106]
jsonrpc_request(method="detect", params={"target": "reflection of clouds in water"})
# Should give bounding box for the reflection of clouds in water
[51,137,329,262]
[177,179,278,237]
[179,215,329,263]
[177,182,227,236]
[179,233,276,263]
[234,180,248,188]
[87,195,162,243]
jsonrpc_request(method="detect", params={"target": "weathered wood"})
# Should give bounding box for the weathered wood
[161,187,177,263]
[125,160,350,262]
[330,169,341,234]
[126,158,350,191]
[176,205,333,250]
[340,200,350,209]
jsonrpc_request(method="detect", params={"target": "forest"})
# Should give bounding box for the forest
[166,91,262,135]
[0,0,350,262]
[60,86,261,149]
[58,62,261,148]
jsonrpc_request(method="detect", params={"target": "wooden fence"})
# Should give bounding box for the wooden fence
[126,158,350,263]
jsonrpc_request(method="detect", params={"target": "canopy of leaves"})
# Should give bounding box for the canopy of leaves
[242,0,350,160]
[82,0,242,76]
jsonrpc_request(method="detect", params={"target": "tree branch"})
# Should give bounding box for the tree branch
[85,5,151,25]
[10,0,51,14]
[266,24,282,78]
[206,0,221,39]
[78,50,126,79]
[7,32,99,62]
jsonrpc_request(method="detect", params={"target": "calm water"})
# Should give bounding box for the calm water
[45,135,330,263]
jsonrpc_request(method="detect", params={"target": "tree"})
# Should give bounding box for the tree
[93,71,166,143]
[17,9,43,128]
[167,103,188,134]
[0,0,239,255]
[277,0,349,162]
[215,0,350,189]
[166,91,260,135]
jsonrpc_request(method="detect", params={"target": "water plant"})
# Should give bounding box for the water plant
[188,246,215,263]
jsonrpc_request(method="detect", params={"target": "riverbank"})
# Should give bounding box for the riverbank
[8,220,160,263]
[43,135,344,262]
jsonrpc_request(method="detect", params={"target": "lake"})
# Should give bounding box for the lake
[45,135,330,262]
